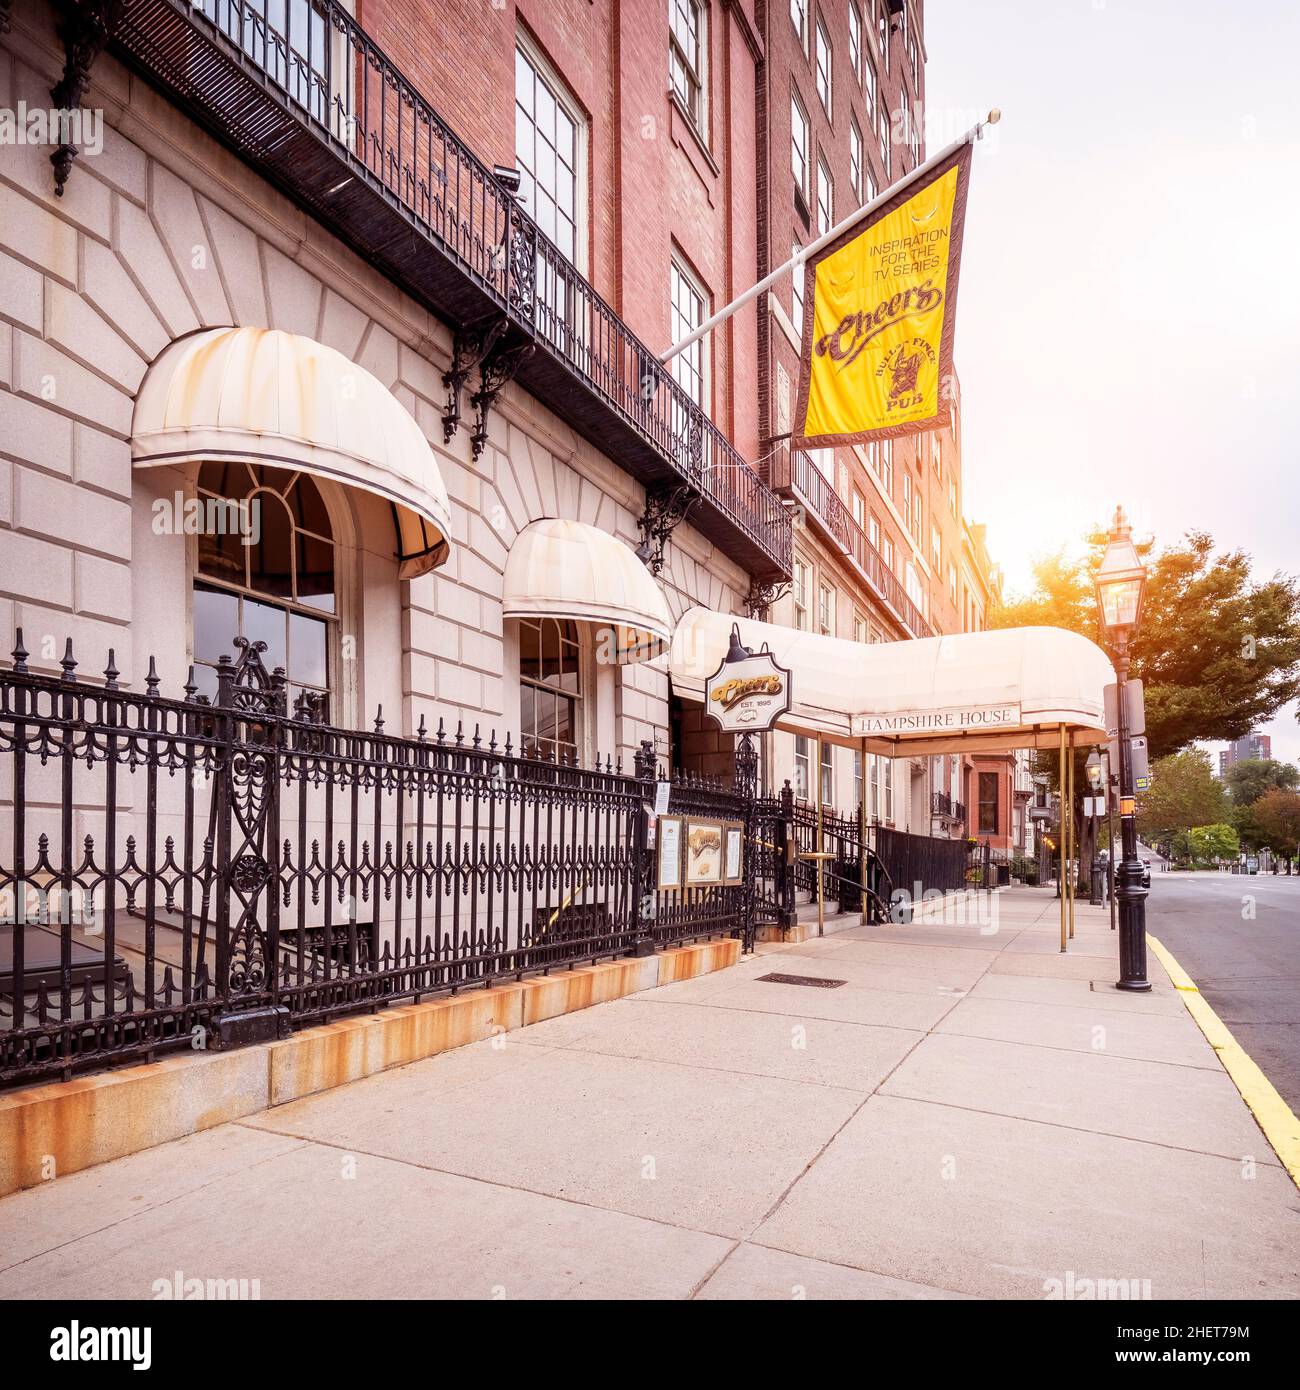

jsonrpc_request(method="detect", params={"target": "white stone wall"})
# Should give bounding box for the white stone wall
[0,5,748,779]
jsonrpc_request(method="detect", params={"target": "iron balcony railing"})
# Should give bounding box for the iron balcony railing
[768,447,933,638]
[0,630,771,1088]
[930,791,964,824]
[109,0,791,578]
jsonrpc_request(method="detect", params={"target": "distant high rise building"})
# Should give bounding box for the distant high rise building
[1219,733,1273,776]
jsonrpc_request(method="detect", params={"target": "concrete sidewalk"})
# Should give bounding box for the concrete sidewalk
[1,889,1296,1300]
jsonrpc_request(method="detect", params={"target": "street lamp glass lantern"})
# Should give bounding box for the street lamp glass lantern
[1086,751,1103,790]
[1095,508,1146,638]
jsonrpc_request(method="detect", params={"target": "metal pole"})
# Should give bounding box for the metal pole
[1058,726,1067,953]
[859,738,868,925]
[1105,748,1117,929]
[815,734,825,938]
[1114,643,1151,989]
[658,113,1001,365]
[1067,731,1075,940]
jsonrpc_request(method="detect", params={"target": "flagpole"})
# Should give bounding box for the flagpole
[659,108,1001,366]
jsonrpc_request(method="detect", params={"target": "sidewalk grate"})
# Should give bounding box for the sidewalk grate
[757,972,847,989]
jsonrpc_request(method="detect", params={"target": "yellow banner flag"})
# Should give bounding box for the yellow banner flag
[793,141,972,447]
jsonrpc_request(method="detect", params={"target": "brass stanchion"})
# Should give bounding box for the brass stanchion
[859,738,868,925]
[1059,725,1067,953]
[1067,730,1076,940]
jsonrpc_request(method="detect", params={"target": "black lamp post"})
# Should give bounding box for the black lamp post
[1095,506,1151,992]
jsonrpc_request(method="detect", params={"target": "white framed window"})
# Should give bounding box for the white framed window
[865,163,877,203]
[882,533,894,572]
[868,511,880,551]
[876,0,889,65]
[791,91,810,196]
[669,0,707,136]
[949,477,958,517]
[913,489,924,545]
[816,157,833,235]
[849,116,863,201]
[948,561,958,604]
[820,740,834,807]
[901,470,912,530]
[848,2,862,84]
[877,99,889,174]
[864,51,876,119]
[669,256,709,411]
[905,560,923,610]
[879,437,893,493]
[932,523,942,572]
[853,611,867,644]
[515,36,585,270]
[931,432,942,476]
[793,557,811,630]
[519,616,585,762]
[791,239,804,329]
[815,16,833,116]
[193,462,338,718]
[790,0,809,53]
[817,581,835,636]
[795,735,811,800]
[869,754,880,819]
[851,489,865,531]
[854,749,864,809]
[883,756,894,821]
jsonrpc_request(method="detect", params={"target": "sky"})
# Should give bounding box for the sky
[925,0,1300,766]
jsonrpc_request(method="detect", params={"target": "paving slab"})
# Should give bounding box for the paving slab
[753,1094,1300,1300]
[879,1032,1280,1162]
[966,972,1187,1017]
[244,1043,865,1238]
[934,994,1223,1070]
[513,996,922,1092]
[688,977,962,1031]
[0,1125,306,1271]
[696,1240,975,1300]
[0,1140,732,1300]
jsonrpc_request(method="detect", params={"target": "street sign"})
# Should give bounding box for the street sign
[704,645,792,733]
[1105,733,1150,790]
[1083,796,1107,817]
[1103,679,1146,738]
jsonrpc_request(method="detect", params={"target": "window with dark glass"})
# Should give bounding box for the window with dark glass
[193,462,335,717]
[978,771,999,835]
[519,617,582,761]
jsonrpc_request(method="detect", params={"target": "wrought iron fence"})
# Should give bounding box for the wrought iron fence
[0,632,756,1088]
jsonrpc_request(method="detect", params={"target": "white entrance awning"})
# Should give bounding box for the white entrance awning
[503,518,673,664]
[132,327,453,578]
[669,607,1114,754]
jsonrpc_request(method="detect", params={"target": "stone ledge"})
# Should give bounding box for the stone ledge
[0,937,741,1197]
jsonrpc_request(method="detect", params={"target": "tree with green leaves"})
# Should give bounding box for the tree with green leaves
[1224,757,1300,807]
[1188,823,1239,866]
[993,531,1300,758]
[1136,749,1228,848]
[1237,788,1300,859]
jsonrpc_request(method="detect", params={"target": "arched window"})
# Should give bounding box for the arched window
[191,462,336,717]
[518,617,582,761]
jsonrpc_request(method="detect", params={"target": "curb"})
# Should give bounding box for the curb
[1148,932,1300,1190]
[0,937,741,1198]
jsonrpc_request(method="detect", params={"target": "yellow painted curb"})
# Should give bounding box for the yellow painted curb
[1148,933,1300,1190]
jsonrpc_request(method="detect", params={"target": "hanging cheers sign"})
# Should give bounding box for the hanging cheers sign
[704,627,793,733]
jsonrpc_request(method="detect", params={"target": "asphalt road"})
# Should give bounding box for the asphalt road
[1144,870,1300,1115]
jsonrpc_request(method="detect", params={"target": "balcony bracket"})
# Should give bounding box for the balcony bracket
[636,484,698,577]
[442,316,507,444]
[49,0,124,197]
[745,577,791,620]
[470,339,536,460]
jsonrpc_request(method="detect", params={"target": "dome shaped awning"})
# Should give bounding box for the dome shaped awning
[670,608,1114,753]
[131,327,452,578]
[503,518,673,664]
